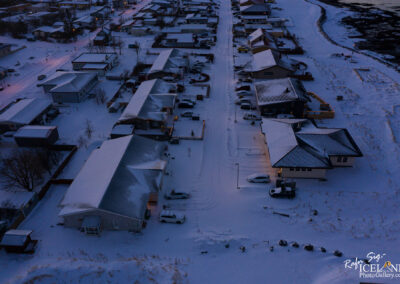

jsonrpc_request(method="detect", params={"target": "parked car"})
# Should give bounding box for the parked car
[243,113,261,121]
[270,179,296,198]
[159,210,186,224]
[235,98,251,105]
[181,99,196,105]
[237,46,249,53]
[178,102,194,108]
[37,74,46,81]
[239,78,253,83]
[237,70,249,76]
[235,85,251,91]
[164,190,190,200]
[236,90,253,97]
[247,173,270,183]
[269,187,296,198]
[163,76,175,82]
[240,102,256,110]
[181,111,193,117]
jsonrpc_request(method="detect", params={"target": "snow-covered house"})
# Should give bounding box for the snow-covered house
[248,49,294,79]
[72,52,118,72]
[0,98,52,132]
[240,15,268,24]
[118,79,176,140]
[147,49,188,80]
[261,119,363,179]
[255,78,308,117]
[185,13,208,24]
[33,26,64,40]
[14,125,59,147]
[59,135,167,233]
[74,15,94,29]
[0,190,38,222]
[0,229,37,253]
[248,28,277,53]
[240,3,270,15]
[38,71,98,103]
[93,28,112,46]
[164,33,195,48]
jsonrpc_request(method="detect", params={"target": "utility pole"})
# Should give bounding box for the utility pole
[235,162,240,189]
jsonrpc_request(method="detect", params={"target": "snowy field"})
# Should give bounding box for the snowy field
[1,0,400,283]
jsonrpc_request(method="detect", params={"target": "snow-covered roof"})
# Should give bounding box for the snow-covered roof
[261,119,362,168]
[34,26,63,33]
[72,53,117,64]
[240,3,270,13]
[14,125,56,139]
[119,80,176,123]
[0,230,32,247]
[59,135,166,220]
[248,28,263,43]
[251,49,277,71]
[149,48,187,74]
[255,78,306,106]
[39,71,97,93]
[74,15,93,24]
[166,33,194,43]
[0,98,51,126]
[0,190,36,209]
[250,49,293,72]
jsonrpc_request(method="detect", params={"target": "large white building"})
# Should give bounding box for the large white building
[59,135,167,233]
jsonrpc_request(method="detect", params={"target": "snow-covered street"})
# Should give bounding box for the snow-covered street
[1,0,400,282]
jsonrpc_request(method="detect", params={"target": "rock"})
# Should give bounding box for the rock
[201,251,208,255]
[312,210,318,216]
[240,246,246,253]
[270,246,274,252]
[292,242,299,248]
[320,247,326,253]
[279,240,288,247]
[334,250,343,257]
[225,244,230,248]
[304,244,314,251]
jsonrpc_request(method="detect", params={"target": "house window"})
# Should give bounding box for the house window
[343,157,348,163]
[289,168,294,171]
[307,168,312,171]
[337,156,342,162]
[302,168,306,171]
[295,168,300,171]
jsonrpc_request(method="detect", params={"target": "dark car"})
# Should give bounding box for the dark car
[37,74,46,81]
[269,187,296,199]
[178,102,194,108]
[235,85,251,91]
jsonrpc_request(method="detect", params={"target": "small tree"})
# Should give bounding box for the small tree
[95,87,107,104]
[85,119,94,139]
[0,150,45,191]
[133,41,141,63]
[36,149,62,175]
[77,135,88,148]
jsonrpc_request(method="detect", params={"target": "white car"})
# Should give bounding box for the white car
[247,173,270,183]
[159,210,186,224]
[243,113,261,121]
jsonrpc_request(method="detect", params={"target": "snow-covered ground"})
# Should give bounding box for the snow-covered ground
[1,0,400,283]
